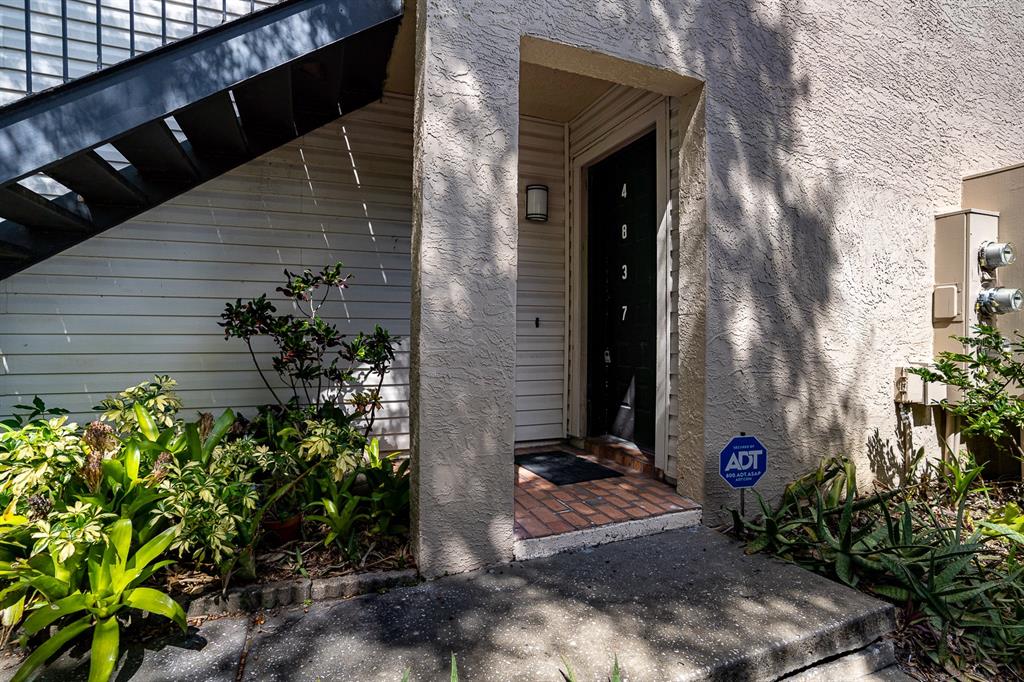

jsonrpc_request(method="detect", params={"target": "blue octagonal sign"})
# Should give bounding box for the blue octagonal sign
[719,435,767,489]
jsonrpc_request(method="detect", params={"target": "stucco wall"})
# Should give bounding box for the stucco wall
[410,0,1024,572]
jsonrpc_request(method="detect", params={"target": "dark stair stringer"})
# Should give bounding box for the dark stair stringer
[0,0,403,279]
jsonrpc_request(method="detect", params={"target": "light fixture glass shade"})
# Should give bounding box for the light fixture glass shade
[526,184,549,222]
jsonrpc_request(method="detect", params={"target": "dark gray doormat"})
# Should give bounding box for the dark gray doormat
[514,451,623,486]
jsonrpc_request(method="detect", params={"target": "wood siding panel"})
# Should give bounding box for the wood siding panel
[0,95,414,450]
[515,117,567,443]
[3,96,569,452]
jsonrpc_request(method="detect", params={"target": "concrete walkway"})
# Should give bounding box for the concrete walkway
[18,527,898,681]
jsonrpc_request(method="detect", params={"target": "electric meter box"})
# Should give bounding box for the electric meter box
[932,209,999,357]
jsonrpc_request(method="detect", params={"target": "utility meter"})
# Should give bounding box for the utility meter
[977,287,1024,315]
[980,241,1016,270]
[932,209,1001,356]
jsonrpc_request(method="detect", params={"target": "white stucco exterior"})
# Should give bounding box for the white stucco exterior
[2,0,1024,578]
[408,0,1024,575]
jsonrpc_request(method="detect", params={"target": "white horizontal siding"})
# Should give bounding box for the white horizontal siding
[0,95,414,450]
[515,117,567,444]
[0,0,278,105]
[2,96,570,452]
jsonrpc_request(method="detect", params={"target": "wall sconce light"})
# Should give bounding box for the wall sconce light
[526,184,549,222]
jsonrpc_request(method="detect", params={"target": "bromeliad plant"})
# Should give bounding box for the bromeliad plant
[1,521,185,682]
[302,438,410,560]
[0,396,194,682]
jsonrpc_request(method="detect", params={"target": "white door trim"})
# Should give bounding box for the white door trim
[567,99,671,472]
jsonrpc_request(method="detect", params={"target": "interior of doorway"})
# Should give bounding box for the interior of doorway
[570,101,671,480]
[585,130,658,470]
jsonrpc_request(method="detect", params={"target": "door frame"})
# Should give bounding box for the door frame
[567,100,671,471]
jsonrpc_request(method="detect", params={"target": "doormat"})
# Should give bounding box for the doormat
[514,451,623,486]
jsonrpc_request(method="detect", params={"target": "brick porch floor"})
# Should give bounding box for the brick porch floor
[514,448,700,540]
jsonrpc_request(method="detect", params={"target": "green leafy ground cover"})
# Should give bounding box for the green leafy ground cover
[0,264,411,681]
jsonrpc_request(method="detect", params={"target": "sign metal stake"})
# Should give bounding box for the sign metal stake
[739,432,746,518]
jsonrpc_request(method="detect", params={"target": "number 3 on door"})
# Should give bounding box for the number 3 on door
[621,264,628,280]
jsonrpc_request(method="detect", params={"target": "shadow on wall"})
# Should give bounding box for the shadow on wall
[409,42,523,573]
[0,100,415,451]
[412,0,942,566]
[680,0,919,519]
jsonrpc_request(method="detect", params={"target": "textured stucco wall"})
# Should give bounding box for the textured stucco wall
[409,0,519,576]
[410,0,1024,573]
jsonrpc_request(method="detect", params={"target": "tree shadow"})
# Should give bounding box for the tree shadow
[232,528,891,680]
[677,0,916,520]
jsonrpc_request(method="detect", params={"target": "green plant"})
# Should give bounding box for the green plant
[220,264,397,424]
[732,452,1024,675]
[2,520,185,682]
[95,375,182,433]
[148,417,273,578]
[361,439,410,539]
[295,418,363,477]
[306,476,367,558]
[30,501,114,563]
[0,397,68,429]
[0,397,199,681]
[560,655,623,682]
[153,457,257,571]
[983,502,1024,540]
[910,325,1024,461]
[0,413,87,504]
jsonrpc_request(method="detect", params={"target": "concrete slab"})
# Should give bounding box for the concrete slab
[241,527,895,681]
[784,640,895,681]
[0,614,249,682]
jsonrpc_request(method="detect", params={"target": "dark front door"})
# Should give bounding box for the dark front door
[586,131,657,451]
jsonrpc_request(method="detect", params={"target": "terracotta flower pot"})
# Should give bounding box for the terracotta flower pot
[263,513,303,545]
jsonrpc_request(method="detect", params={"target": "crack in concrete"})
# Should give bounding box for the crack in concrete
[233,613,259,681]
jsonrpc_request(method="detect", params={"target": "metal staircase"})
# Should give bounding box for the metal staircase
[0,0,403,279]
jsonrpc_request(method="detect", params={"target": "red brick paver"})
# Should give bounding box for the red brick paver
[514,448,700,540]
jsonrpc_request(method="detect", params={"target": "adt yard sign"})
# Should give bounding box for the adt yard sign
[719,435,767,489]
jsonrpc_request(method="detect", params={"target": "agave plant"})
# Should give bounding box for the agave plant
[733,451,1024,673]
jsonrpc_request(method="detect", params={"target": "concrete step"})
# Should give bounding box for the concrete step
[783,640,899,681]
[513,506,702,560]
[10,527,897,682]
[239,527,895,681]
